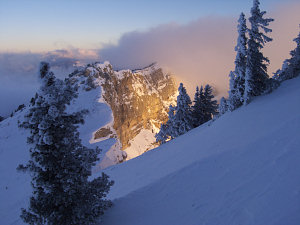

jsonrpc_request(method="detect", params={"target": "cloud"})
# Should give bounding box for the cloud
[99,18,236,97]
[43,49,100,70]
[0,49,99,116]
[1,1,299,117]
[99,1,300,98]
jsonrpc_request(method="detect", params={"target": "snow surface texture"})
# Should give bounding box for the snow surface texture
[0,111,31,225]
[101,77,300,225]
[124,129,156,160]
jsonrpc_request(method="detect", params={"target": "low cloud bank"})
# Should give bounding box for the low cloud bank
[99,2,300,97]
[0,49,99,116]
[99,17,236,97]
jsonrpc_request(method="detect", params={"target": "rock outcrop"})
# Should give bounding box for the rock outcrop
[70,62,177,164]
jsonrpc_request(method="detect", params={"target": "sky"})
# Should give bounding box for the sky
[0,0,299,116]
[0,0,288,52]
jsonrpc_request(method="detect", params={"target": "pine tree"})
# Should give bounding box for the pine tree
[156,84,218,143]
[218,97,229,115]
[155,105,175,145]
[172,83,193,137]
[244,0,274,105]
[155,123,169,145]
[191,86,205,127]
[18,62,113,225]
[274,25,300,82]
[229,13,247,110]
[202,85,218,122]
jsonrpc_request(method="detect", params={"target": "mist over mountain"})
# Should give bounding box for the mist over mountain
[0,49,99,116]
[0,1,299,117]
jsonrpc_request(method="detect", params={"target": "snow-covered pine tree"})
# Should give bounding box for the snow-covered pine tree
[18,62,113,225]
[244,0,274,105]
[155,123,169,145]
[191,86,205,127]
[218,97,229,115]
[166,105,176,139]
[172,83,193,137]
[274,25,300,82]
[202,84,218,122]
[290,25,300,78]
[228,13,247,110]
[155,105,175,145]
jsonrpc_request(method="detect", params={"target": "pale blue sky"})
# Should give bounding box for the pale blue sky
[0,0,287,52]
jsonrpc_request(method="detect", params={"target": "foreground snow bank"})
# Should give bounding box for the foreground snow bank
[101,77,300,225]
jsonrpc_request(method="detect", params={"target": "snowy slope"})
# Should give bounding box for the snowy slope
[1,76,299,225]
[0,85,115,225]
[0,112,31,225]
[100,77,300,225]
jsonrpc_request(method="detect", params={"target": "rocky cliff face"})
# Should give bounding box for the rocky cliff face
[70,62,177,165]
